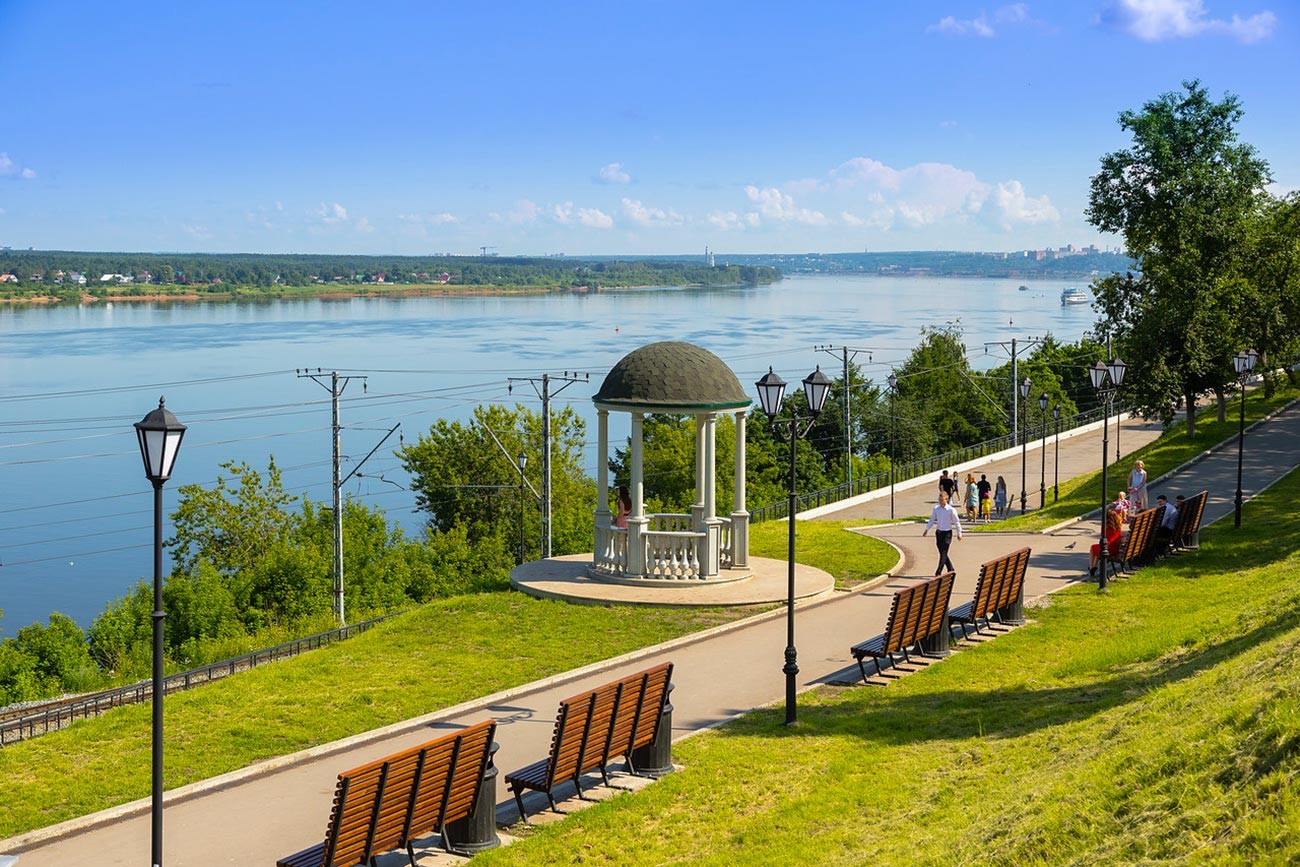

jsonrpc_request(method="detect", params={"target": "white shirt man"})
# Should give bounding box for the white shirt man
[922,493,962,575]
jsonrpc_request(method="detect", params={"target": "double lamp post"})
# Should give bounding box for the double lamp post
[1088,357,1126,591]
[755,365,831,726]
[134,397,187,867]
[1233,348,1258,529]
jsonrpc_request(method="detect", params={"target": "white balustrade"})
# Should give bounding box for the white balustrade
[644,530,702,579]
[592,525,629,575]
[647,513,694,533]
[718,517,733,569]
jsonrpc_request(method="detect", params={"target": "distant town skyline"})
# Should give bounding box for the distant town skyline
[1,1,1294,256]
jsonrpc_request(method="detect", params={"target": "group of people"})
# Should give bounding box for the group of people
[1087,459,1186,577]
[939,469,1009,525]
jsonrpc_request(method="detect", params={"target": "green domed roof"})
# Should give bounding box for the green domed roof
[594,341,751,412]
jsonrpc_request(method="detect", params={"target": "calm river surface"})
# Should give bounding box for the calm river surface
[0,274,1096,630]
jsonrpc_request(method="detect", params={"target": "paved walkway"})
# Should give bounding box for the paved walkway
[7,401,1299,866]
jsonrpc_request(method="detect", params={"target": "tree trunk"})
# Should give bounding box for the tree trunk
[1215,386,1227,423]
[1185,387,1197,437]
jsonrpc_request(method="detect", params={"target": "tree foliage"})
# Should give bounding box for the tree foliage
[1086,81,1272,433]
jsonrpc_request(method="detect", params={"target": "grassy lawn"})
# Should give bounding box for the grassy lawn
[0,529,897,839]
[474,465,1300,865]
[984,383,1299,533]
[750,519,901,589]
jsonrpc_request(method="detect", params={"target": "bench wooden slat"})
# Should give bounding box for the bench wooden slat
[948,548,1031,636]
[850,573,956,680]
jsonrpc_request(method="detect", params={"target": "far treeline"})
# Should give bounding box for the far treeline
[2,80,1298,707]
[727,249,1136,278]
[0,252,779,299]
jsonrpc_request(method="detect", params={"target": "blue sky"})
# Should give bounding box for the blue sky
[0,0,1295,256]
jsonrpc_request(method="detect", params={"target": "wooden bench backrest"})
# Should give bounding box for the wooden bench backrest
[318,758,390,867]
[404,719,496,844]
[968,547,1031,622]
[627,662,672,753]
[1182,490,1208,542]
[882,572,955,654]
[1126,507,1159,562]
[366,746,424,861]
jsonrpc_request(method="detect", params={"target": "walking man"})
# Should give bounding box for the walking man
[922,491,963,575]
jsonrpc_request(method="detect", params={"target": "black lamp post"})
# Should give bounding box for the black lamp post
[1019,376,1031,514]
[1089,358,1126,590]
[887,371,898,520]
[1052,403,1062,503]
[1233,348,1258,529]
[516,451,528,564]
[134,397,186,867]
[755,364,831,727]
[1038,393,1049,509]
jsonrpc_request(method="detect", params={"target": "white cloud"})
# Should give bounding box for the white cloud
[181,224,211,240]
[491,200,540,224]
[1100,0,1276,42]
[927,4,1042,36]
[929,13,996,36]
[550,201,613,228]
[399,212,460,225]
[982,180,1060,229]
[315,202,349,224]
[621,198,684,227]
[744,185,827,225]
[597,162,632,184]
[0,152,37,179]
[355,216,376,234]
[741,156,1058,234]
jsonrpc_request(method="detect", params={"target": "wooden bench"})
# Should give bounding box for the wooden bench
[947,547,1031,639]
[505,662,672,822]
[1171,490,1209,552]
[1110,506,1161,578]
[850,572,956,681]
[278,719,496,867]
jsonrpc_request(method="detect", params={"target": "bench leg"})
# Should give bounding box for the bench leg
[574,775,596,802]
[510,785,530,826]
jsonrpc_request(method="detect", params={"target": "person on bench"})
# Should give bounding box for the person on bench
[1154,494,1179,556]
[1090,508,1122,579]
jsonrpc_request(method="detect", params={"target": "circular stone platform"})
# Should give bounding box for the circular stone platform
[510,554,835,607]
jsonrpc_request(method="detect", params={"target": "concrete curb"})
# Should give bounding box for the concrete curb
[1038,396,1299,535]
[1,536,908,854]
[797,413,1135,520]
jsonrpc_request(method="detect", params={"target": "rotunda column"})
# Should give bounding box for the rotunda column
[692,413,706,530]
[730,409,750,568]
[701,412,721,579]
[593,409,611,572]
[627,411,648,576]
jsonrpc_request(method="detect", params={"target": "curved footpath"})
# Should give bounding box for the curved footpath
[7,401,1300,865]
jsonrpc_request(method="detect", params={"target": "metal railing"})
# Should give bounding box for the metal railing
[0,612,400,746]
[751,407,1106,523]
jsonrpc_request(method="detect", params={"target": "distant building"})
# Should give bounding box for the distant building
[0,274,18,283]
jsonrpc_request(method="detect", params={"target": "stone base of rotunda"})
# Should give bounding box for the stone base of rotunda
[510,553,835,608]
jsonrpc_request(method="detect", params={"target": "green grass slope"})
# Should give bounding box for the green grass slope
[0,528,896,839]
[478,468,1300,865]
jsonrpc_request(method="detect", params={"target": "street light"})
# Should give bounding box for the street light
[755,364,831,726]
[887,371,898,520]
[1088,357,1126,590]
[1233,348,1258,529]
[134,396,186,867]
[1019,376,1031,514]
[516,451,528,564]
[1052,403,1062,503]
[1038,393,1049,509]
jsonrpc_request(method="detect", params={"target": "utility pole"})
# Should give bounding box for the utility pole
[815,345,871,489]
[984,336,1042,447]
[298,369,396,626]
[508,371,588,558]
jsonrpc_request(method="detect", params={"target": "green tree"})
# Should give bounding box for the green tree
[398,403,594,556]
[170,459,299,577]
[12,613,100,694]
[1243,192,1300,395]
[1086,81,1271,434]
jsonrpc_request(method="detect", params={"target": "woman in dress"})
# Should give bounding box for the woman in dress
[1128,460,1148,511]
[1090,508,1123,578]
[963,473,978,522]
[994,475,1008,518]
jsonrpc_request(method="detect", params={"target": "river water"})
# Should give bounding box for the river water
[0,274,1096,630]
